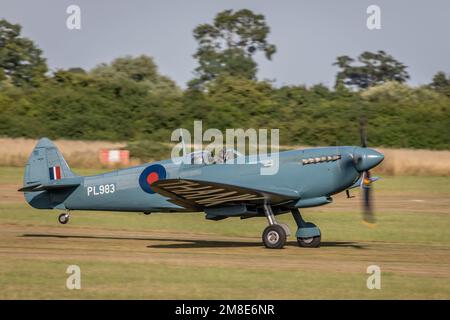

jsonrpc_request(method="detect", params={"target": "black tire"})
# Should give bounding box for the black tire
[58,213,69,225]
[297,235,321,248]
[262,225,287,249]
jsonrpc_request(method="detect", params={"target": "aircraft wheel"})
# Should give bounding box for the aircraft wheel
[58,213,69,225]
[262,225,287,249]
[297,235,321,248]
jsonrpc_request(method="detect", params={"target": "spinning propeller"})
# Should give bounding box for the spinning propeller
[353,116,383,225]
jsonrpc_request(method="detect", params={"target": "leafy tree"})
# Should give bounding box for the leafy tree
[92,55,157,82]
[333,50,409,89]
[52,68,88,87]
[190,9,276,88]
[0,19,47,87]
[0,15,449,151]
[91,55,180,97]
[430,71,450,97]
[204,75,275,128]
[431,71,449,87]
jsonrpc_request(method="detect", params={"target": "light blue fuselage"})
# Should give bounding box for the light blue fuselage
[40,146,368,213]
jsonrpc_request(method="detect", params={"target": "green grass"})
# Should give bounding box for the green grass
[375,175,450,194]
[1,166,450,299]
[1,259,449,299]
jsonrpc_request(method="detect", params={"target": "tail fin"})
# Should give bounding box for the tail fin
[21,138,79,209]
[23,137,75,187]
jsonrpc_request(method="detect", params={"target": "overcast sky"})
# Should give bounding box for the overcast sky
[1,0,449,88]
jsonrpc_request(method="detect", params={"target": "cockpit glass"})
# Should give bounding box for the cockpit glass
[187,149,243,165]
[214,149,242,164]
[190,151,213,165]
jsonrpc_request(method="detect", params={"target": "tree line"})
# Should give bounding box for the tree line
[0,10,449,159]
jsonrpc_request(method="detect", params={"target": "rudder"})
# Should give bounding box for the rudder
[23,138,75,187]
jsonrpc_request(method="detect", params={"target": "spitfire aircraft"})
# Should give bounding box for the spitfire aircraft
[19,126,384,249]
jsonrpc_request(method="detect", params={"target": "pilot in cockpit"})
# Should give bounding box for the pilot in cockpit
[189,149,240,165]
[214,148,240,164]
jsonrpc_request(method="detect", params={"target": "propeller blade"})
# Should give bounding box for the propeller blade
[361,170,376,225]
[359,116,368,148]
[358,115,377,225]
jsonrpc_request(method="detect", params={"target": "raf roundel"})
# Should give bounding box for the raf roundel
[138,164,167,194]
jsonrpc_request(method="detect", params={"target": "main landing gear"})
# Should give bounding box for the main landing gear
[58,211,70,224]
[261,205,321,249]
[262,204,290,249]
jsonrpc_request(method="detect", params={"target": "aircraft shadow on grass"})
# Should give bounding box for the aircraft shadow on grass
[22,233,365,249]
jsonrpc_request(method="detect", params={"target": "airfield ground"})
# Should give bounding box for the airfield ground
[0,166,449,299]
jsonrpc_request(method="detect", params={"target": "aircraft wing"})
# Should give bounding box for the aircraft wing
[151,179,298,210]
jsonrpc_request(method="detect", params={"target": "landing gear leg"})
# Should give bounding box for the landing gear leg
[291,209,321,248]
[58,211,70,225]
[261,204,287,249]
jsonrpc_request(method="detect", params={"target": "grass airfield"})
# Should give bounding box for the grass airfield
[0,167,449,299]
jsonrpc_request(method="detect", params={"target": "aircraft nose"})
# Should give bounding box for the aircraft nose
[353,148,384,172]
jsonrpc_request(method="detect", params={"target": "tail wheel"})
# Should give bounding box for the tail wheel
[297,235,321,248]
[58,213,69,225]
[262,224,287,249]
